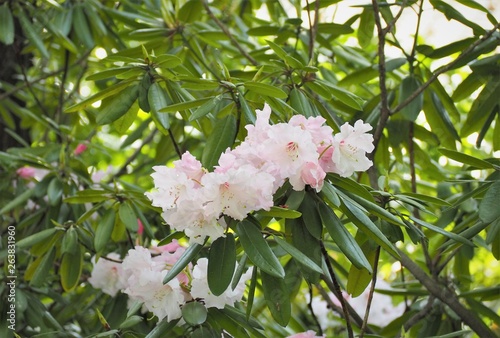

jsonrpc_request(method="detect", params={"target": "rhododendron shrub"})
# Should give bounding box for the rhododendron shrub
[3,1,500,338]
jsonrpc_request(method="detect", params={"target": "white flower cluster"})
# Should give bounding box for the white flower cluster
[147,104,374,243]
[88,241,251,322]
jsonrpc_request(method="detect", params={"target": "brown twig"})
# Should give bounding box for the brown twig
[203,1,258,66]
[359,246,380,338]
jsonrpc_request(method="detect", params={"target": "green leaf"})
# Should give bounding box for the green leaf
[30,247,56,287]
[439,148,494,169]
[258,206,302,219]
[0,4,14,45]
[452,72,484,102]
[119,315,143,329]
[47,177,63,206]
[342,199,399,258]
[265,39,288,60]
[298,193,322,239]
[138,73,152,112]
[189,95,223,121]
[73,4,94,49]
[399,76,423,121]
[236,220,285,278]
[65,80,135,112]
[318,201,372,272]
[159,97,212,113]
[244,81,287,99]
[61,227,79,255]
[94,209,116,253]
[119,202,138,232]
[149,82,171,133]
[97,83,139,125]
[358,7,374,48]
[247,26,280,36]
[18,10,49,58]
[410,216,474,247]
[260,271,291,326]
[479,181,500,223]
[145,318,180,338]
[289,88,311,117]
[325,83,365,110]
[60,245,83,292]
[347,241,377,297]
[17,228,59,249]
[208,234,236,296]
[202,114,236,171]
[178,0,203,23]
[64,189,112,204]
[274,236,322,274]
[0,188,34,215]
[182,301,207,326]
[163,242,204,284]
[461,80,500,137]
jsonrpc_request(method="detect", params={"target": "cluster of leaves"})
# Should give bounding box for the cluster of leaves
[0,0,499,337]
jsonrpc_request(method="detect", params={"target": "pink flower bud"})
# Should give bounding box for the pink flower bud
[74,143,88,155]
[16,167,36,179]
[137,219,144,235]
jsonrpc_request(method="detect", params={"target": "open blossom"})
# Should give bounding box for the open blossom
[330,120,374,177]
[121,246,186,321]
[190,258,252,309]
[88,253,126,297]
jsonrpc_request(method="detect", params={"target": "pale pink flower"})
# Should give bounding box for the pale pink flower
[190,258,252,309]
[287,330,325,338]
[74,143,88,155]
[299,161,326,191]
[88,253,125,297]
[331,120,374,177]
[202,165,275,220]
[16,167,49,180]
[289,115,333,147]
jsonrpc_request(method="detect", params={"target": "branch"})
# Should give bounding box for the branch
[397,249,495,337]
[391,22,500,115]
[203,1,258,66]
[359,246,380,338]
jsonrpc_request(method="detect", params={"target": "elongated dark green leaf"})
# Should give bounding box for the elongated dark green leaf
[257,206,302,219]
[342,199,399,258]
[18,11,49,58]
[344,191,407,227]
[318,201,372,271]
[94,209,116,253]
[479,181,500,223]
[399,76,423,121]
[47,178,63,206]
[319,182,341,207]
[347,241,377,297]
[163,242,204,284]
[244,81,287,99]
[260,271,291,326]
[238,90,256,124]
[248,26,280,36]
[274,236,322,274]
[0,188,34,215]
[149,82,170,133]
[461,80,500,137]
[452,72,484,102]
[202,114,236,170]
[178,0,203,23]
[410,216,474,246]
[299,194,322,239]
[97,83,139,125]
[189,95,223,121]
[64,189,112,203]
[208,234,236,296]
[30,247,56,287]
[60,245,83,292]
[145,318,180,338]
[138,73,152,112]
[265,39,288,60]
[17,228,58,249]
[61,227,78,255]
[439,148,494,169]
[236,220,284,278]
[289,88,311,117]
[73,4,94,49]
[159,97,212,113]
[119,202,138,232]
[0,4,14,45]
[358,7,374,48]
[65,80,135,112]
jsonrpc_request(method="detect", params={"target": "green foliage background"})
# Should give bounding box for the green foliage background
[0,0,499,337]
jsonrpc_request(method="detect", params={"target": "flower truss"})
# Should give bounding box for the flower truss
[89,240,251,322]
[147,103,374,244]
